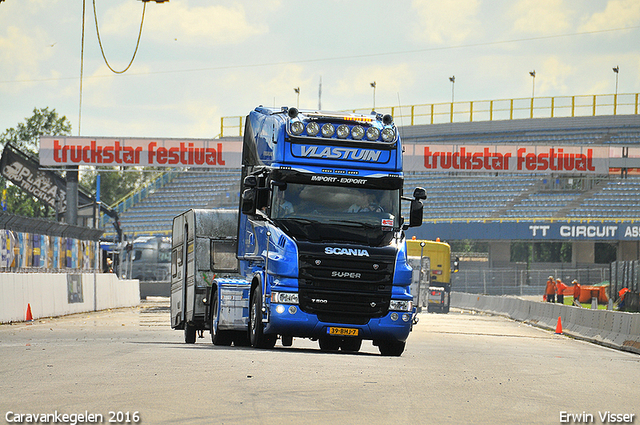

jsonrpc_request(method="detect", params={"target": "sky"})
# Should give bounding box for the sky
[1,0,639,141]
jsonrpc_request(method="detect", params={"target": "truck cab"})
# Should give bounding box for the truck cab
[238,107,425,355]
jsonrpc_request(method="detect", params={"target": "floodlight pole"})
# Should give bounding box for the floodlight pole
[449,76,455,122]
[529,70,536,98]
[370,82,377,111]
[613,66,619,115]
[529,71,536,118]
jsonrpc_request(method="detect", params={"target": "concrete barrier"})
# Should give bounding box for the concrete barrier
[0,272,139,323]
[451,291,640,355]
[139,281,170,299]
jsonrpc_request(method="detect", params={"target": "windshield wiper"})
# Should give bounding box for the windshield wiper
[327,219,378,229]
[282,217,320,225]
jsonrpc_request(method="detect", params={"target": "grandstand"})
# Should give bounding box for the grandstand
[402,114,640,222]
[110,114,640,238]
[114,169,241,236]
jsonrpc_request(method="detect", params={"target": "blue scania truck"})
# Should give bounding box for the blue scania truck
[170,106,425,356]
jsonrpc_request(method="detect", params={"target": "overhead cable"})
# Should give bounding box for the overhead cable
[93,0,147,74]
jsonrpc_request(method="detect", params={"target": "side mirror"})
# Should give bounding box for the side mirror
[413,187,427,201]
[408,199,423,228]
[241,188,257,215]
[272,181,287,190]
[453,256,459,272]
[244,175,258,189]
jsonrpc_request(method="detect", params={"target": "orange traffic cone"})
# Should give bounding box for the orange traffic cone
[555,316,563,335]
[25,303,33,322]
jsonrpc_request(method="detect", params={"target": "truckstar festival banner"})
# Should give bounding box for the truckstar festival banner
[39,137,243,168]
[403,144,609,174]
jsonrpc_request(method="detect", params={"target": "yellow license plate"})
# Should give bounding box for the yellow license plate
[328,327,359,336]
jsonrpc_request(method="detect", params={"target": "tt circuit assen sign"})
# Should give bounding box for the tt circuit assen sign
[409,221,640,242]
[40,137,242,168]
[403,144,609,174]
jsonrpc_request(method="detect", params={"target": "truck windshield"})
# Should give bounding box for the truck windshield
[270,183,399,245]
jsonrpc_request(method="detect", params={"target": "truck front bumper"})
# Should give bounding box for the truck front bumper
[264,304,412,342]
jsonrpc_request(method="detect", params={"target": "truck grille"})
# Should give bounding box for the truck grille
[297,244,395,324]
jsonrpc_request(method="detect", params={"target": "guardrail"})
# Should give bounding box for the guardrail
[220,92,640,138]
[451,292,640,354]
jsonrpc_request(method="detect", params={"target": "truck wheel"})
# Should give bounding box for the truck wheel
[233,331,250,346]
[281,335,293,347]
[211,289,233,346]
[378,340,405,356]
[184,323,196,344]
[249,285,276,349]
[340,338,362,353]
[318,337,340,352]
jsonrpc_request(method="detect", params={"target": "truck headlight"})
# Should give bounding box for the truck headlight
[366,127,380,141]
[321,123,335,138]
[389,299,412,311]
[291,121,304,135]
[381,127,395,142]
[351,125,364,140]
[306,122,320,136]
[336,124,349,139]
[271,291,299,304]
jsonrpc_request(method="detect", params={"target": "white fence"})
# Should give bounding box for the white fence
[0,272,139,323]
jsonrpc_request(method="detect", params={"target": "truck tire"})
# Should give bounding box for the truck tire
[378,340,405,356]
[211,289,233,346]
[340,338,362,353]
[249,285,276,349]
[318,337,340,352]
[184,323,196,344]
[233,331,250,346]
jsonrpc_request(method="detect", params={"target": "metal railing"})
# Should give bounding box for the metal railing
[106,169,180,220]
[452,267,609,296]
[220,92,640,138]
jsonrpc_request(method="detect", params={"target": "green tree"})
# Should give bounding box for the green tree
[1,107,72,217]
[1,107,72,155]
[81,168,146,206]
[450,239,488,254]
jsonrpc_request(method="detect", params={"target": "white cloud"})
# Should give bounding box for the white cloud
[0,26,53,86]
[508,0,572,35]
[181,100,222,138]
[536,56,574,95]
[411,0,482,44]
[333,64,414,109]
[255,64,313,109]
[99,1,268,45]
[579,0,640,31]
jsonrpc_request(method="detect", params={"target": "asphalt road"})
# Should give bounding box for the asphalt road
[1,299,638,425]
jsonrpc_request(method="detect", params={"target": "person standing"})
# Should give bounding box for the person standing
[545,276,556,303]
[618,287,630,310]
[572,279,581,306]
[556,278,567,305]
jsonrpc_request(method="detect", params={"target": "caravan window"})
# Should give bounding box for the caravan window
[210,240,238,272]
